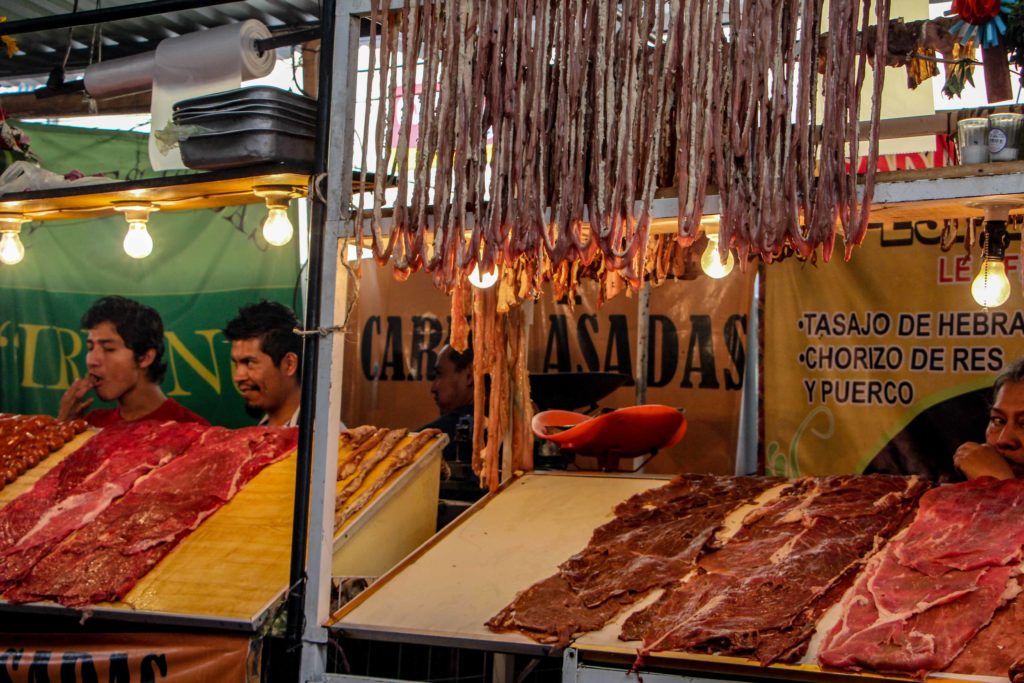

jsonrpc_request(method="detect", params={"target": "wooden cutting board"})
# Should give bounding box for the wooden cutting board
[111,446,299,623]
[107,431,445,625]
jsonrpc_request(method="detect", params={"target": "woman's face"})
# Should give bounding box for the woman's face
[986,381,1024,464]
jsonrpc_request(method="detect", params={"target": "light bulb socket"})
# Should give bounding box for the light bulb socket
[0,213,26,234]
[982,219,1010,261]
[253,185,301,209]
[113,201,158,224]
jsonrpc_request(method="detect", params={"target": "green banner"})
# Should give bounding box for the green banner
[0,122,302,427]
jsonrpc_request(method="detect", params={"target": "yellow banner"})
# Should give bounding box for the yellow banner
[343,266,755,474]
[0,632,253,682]
[765,221,1024,478]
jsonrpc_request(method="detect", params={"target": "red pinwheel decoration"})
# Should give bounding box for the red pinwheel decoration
[949,0,1013,48]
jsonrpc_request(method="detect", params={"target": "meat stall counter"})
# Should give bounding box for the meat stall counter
[0,420,445,680]
[328,472,1022,683]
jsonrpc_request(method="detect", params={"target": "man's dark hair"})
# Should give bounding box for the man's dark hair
[442,344,473,372]
[81,296,167,383]
[994,357,1024,396]
[224,300,301,366]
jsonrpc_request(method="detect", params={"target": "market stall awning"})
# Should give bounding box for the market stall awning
[0,0,321,85]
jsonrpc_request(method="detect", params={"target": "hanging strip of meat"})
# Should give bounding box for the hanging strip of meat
[844,0,889,258]
[470,286,491,480]
[506,306,534,474]
[356,0,892,490]
[359,0,891,291]
[450,280,470,353]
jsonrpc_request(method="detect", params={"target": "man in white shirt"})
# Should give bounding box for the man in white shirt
[224,301,302,428]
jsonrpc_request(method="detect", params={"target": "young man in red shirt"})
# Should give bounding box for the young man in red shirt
[57,296,207,427]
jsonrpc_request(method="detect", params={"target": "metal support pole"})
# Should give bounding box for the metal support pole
[286,0,414,679]
[735,273,759,476]
[284,0,341,680]
[561,649,579,683]
[1,0,240,35]
[292,0,363,681]
[492,653,516,683]
[634,282,652,405]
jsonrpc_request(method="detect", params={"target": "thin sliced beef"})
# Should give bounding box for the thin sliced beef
[819,550,1018,676]
[487,574,633,647]
[6,426,297,606]
[560,476,784,607]
[488,475,783,645]
[624,476,927,665]
[820,479,1024,677]
[0,421,152,550]
[868,554,989,614]
[620,571,733,642]
[894,477,1024,576]
[561,516,720,608]
[946,577,1024,677]
[753,567,861,665]
[0,421,206,589]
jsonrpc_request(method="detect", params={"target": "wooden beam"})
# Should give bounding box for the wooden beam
[302,40,321,99]
[870,105,1020,140]
[0,90,151,119]
[0,168,312,221]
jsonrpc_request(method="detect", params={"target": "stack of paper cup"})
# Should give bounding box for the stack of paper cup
[958,118,990,165]
[988,113,1024,161]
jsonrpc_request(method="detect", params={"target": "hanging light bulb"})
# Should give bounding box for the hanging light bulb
[0,231,23,265]
[971,218,1012,308]
[123,221,153,259]
[0,214,26,265]
[114,202,157,259]
[972,258,1012,308]
[700,233,734,279]
[254,185,299,247]
[262,205,294,246]
[469,262,499,288]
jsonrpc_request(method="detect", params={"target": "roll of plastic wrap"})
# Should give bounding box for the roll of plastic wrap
[149,19,275,171]
[84,52,157,99]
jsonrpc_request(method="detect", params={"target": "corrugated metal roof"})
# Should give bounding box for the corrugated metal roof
[0,0,321,85]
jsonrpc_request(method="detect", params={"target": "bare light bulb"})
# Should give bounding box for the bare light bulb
[700,234,734,279]
[0,231,24,265]
[971,258,1011,308]
[262,206,294,246]
[122,221,153,259]
[469,263,499,288]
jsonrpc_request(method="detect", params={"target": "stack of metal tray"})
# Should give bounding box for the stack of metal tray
[173,86,317,170]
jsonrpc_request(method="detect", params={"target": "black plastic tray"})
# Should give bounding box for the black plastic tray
[529,372,631,411]
[174,111,315,137]
[175,103,317,125]
[174,86,316,114]
[180,128,315,170]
